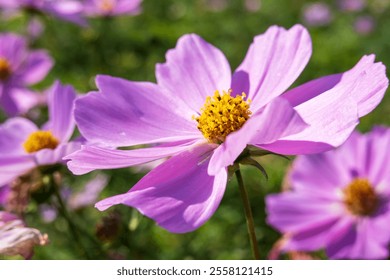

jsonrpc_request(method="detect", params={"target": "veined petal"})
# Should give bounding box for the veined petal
[75,75,201,147]
[284,55,388,117]
[261,55,388,155]
[96,144,227,233]
[208,97,307,175]
[232,24,312,112]
[44,81,76,142]
[65,140,205,175]
[156,34,232,115]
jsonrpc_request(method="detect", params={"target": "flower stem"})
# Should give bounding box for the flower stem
[235,168,261,260]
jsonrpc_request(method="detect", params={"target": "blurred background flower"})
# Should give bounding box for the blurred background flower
[266,127,390,259]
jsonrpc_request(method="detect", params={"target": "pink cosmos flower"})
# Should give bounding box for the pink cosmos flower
[302,2,332,27]
[266,127,390,259]
[338,0,366,12]
[0,81,79,187]
[0,0,86,26]
[66,25,388,233]
[0,33,53,116]
[83,0,142,18]
[0,211,48,259]
[354,16,375,35]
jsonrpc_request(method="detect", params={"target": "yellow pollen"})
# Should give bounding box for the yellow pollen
[99,0,115,12]
[194,90,251,143]
[0,57,11,80]
[343,178,379,216]
[23,131,59,154]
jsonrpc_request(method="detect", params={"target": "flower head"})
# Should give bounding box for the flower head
[0,33,53,116]
[0,81,79,187]
[266,127,390,259]
[67,25,388,233]
[83,0,142,18]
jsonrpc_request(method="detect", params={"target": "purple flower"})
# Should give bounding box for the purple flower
[0,81,79,187]
[66,25,388,233]
[83,0,142,18]
[0,211,48,259]
[244,0,261,12]
[338,0,366,12]
[302,2,332,27]
[0,33,53,116]
[354,15,375,35]
[266,127,390,259]
[0,0,86,26]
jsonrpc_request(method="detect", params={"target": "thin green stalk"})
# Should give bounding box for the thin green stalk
[235,168,261,260]
[51,180,92,259]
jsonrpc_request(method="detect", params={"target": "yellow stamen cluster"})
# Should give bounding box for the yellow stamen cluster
[99,0,114,12]
[0,57,11,80]
[194,90,251,143]
[343,178,379,216]
[23,131,59,154]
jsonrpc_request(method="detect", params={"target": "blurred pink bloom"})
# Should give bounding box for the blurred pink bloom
[0,81,80,187]
[0,211,48,259]
[244,0,261,12]
[302,2,332,26]
[267,127,390,259]
[27,18,44,40]
[68,174,109,210]
[83,0,142,17]
[204,0,228,12]
[354,15,375,35]
[338,0,366,12]
[0,33,53,116]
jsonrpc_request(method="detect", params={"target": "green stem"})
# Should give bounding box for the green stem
[235,168,261,260]
[51,179,92,259]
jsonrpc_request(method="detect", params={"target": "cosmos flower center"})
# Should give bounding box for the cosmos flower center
[343,178,379,216]
[0,57,11,80]
[194,90,251,143]
[99,0,115,12]
[23,131,59,154]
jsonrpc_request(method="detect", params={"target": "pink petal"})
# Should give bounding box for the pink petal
[45,81,76,142]
[18,50,53,86]
[65,140,205,175]
[266,193,343,233]
[0,117,38,156]
[232,24,312,112]
[96,143,227,233]
[35,141,81,166]
[208,97,307,175]
[262,55,388,155]
[0,156,35,186]
[156,34,231,115]
[75,75,201,147]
